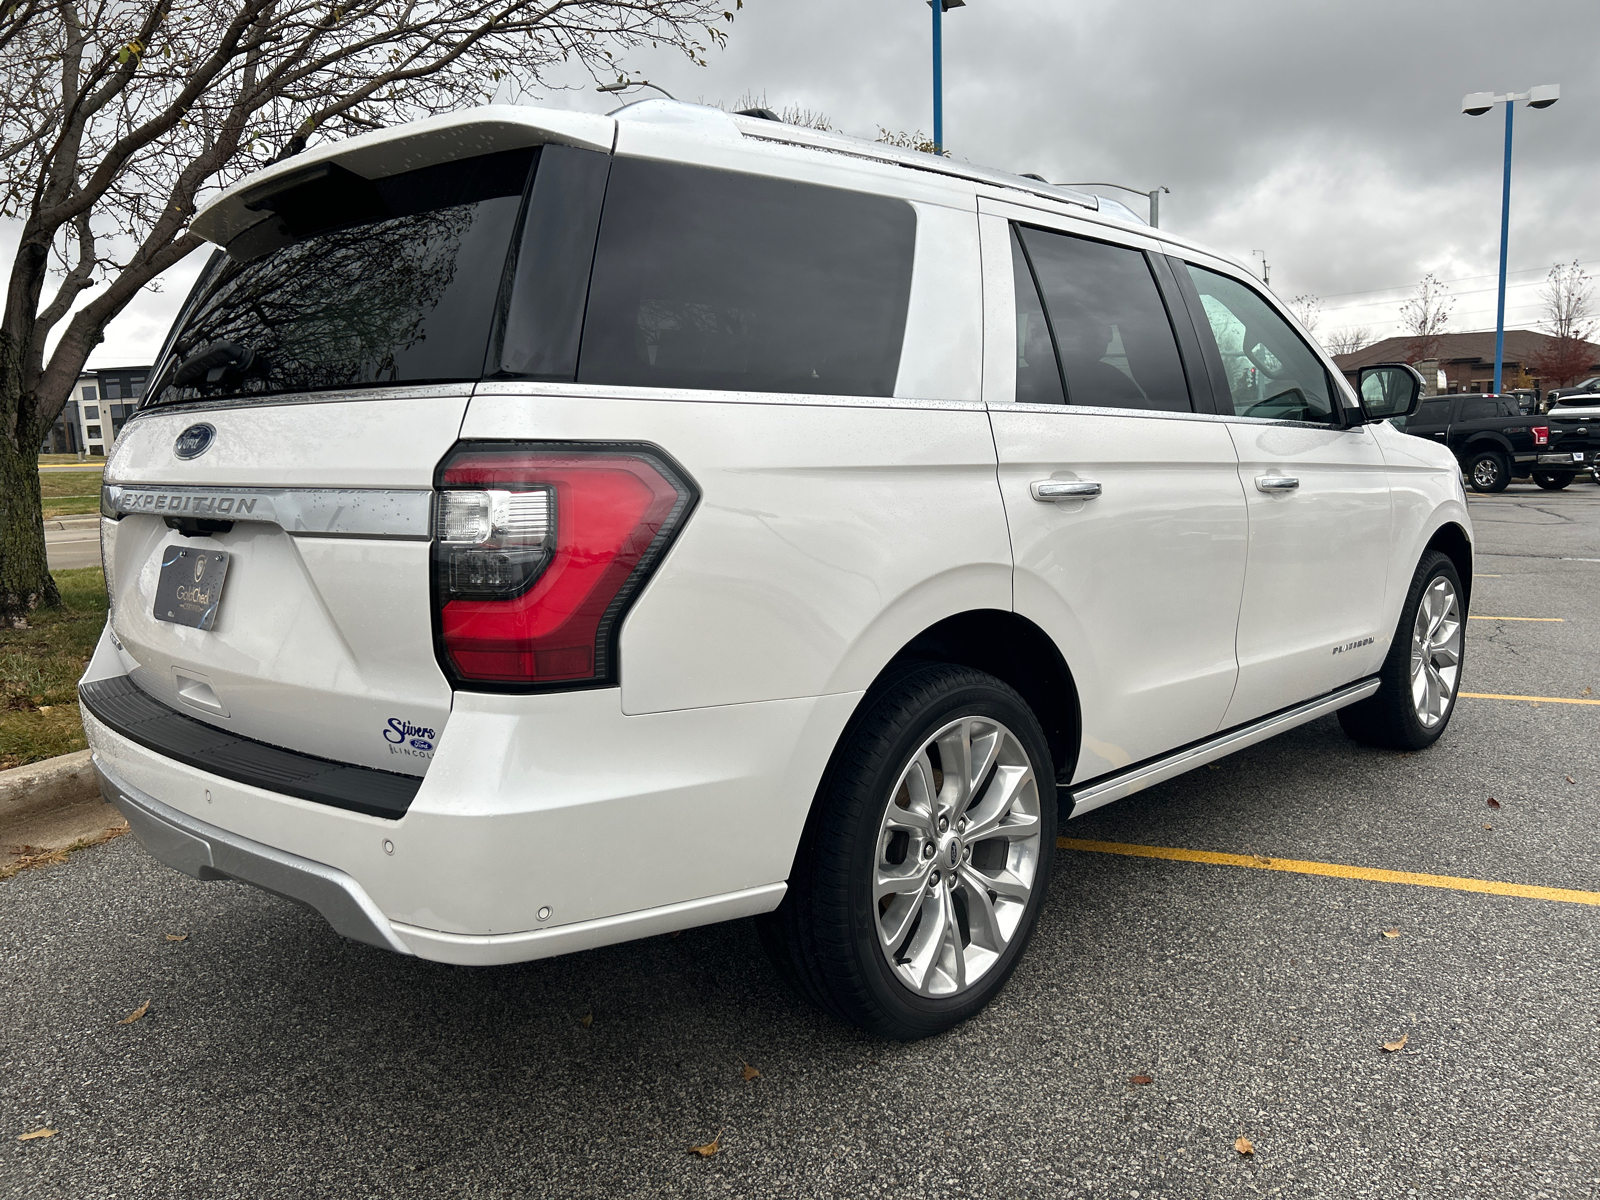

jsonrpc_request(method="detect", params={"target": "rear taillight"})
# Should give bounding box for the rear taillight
[1532,426,1549,445]
[432,443,696,688]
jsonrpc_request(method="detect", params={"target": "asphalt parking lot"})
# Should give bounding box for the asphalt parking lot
[5,480,1599,1200]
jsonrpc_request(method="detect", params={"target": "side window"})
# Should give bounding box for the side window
[1010,226,1065,405]
[1184,264,1336,424]
[578,159,917,397]
[1415,399,1454,426]
[1018,226,1191,412]
[1458,397,1497,421]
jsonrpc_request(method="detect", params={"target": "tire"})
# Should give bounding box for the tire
[757,664,1057,1040]
[1338,551,1465,751]
[1532,471,1575,491]
[1467,451,1511,493]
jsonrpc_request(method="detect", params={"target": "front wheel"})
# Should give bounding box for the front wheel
[1532,471,1575,491]
[1467,451,1511,493]
[1338,550,1465,751]
[758,665,1056,1040]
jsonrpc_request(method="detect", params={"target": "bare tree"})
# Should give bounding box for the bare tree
[1325,325,1374,356]
[1289,294,1321,336]
[0,0,738,624]
[875,126,943,156]
[1537,260,1594,343]
[1397,273,1453,363]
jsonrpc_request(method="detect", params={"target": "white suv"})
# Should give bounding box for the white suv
[84,101,1470,1039]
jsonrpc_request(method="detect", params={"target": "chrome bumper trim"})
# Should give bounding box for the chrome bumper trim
[94,757,411,955]
[1066,677,1382,818]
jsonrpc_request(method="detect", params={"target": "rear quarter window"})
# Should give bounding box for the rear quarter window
[575,159,917,397]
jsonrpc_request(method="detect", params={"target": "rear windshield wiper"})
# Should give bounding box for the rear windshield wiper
[171,340,257,388]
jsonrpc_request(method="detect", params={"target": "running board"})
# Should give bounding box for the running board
[1063,677,1381,819]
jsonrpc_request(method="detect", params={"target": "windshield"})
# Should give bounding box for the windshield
[147,148,535,407]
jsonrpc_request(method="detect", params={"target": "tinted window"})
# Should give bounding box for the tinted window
[1415,399,1454,425]
[1011,226,1065,405]
[1018,227,1190,412]
[150,149,533,405]
[578,159,916,396]
[1185,265,1336,424]
[1459,398,1498,420]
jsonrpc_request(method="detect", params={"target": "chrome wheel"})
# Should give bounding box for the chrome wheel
[1409,576,1462,728]
[873,716,1042,998]
[1471,457,1501,490]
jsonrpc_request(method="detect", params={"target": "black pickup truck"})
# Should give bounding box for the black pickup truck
[1394,393,1594,492]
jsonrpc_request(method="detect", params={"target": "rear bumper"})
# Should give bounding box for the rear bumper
[82,633,858,965]
[96,758,410,954]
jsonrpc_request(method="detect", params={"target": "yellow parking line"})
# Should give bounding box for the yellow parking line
[1460,691,1600,706]
[1468,615,1563,622]
[1056,838,1600,906]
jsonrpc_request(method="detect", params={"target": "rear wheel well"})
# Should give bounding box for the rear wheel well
[871,610,1079,783]
[1425,523,1473,608]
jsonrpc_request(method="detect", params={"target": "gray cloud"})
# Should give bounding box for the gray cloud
[80,0,1600,362]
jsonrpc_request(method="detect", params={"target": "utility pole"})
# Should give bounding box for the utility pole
[1253,251,1270,286]
[927,0,964,153]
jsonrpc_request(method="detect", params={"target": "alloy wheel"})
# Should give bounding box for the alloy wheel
[1472,458,1500,489]
[872,716,1042,998]
[1409,576,1462,728]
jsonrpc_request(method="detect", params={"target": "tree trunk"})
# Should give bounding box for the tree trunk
[1,358,61,626]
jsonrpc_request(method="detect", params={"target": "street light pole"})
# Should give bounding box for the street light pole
[926,0,964,153]
[1463,84,1560,394]
[1057,182,1169,228]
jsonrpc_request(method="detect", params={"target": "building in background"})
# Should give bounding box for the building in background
[1333,331,1600,398]
[40,365,151,456]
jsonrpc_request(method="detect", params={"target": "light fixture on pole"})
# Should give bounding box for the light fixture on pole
[596,78,677,100]
[1462,84,1559,394]
[1057,182,1170,228]
[926,0,965,152]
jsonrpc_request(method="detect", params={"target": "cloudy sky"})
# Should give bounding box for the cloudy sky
[56,0,1600,367]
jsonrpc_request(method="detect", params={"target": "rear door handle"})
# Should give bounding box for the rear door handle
[1255,475,1300,492]
[1031,480,1102,501]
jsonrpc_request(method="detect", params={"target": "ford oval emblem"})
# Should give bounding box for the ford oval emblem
[174,424,215,459]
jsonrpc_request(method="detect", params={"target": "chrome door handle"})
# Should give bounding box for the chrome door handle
[1255,475,1300,492]
[1031,479,1102,501]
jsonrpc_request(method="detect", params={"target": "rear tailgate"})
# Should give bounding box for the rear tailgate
[101,393,463,775]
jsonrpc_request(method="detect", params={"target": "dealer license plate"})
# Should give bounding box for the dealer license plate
[153,545,231,630]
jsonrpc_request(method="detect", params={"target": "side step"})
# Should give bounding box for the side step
[1062,677,1381,819]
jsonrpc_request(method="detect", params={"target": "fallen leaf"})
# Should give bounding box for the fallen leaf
[1251,855,1272,867]
[1486,797,1501,809]
[36,705,53,713]
[1582,688,1592,696]
[17,1128,56,1141]
[1129,1074,1154,1086]
[1483,823,1493,830]
[688,1131,722,1158]
[578,1012,593,1029]
[1234,1136,1254,1155]
[1383,1033,1408,1052]
[1383,928,1401,939]
[165,934,188,943]
[118,1000,150,1026]
[741,1062,760,1082]
[1567,776,1577,784]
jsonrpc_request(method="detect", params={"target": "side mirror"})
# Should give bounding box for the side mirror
[1356,363,1423,422]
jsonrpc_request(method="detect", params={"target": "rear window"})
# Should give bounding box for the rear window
[1459,398,1498,420]
[573,159,917,397]
[148,149,534,406]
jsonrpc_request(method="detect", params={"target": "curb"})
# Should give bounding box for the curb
[0,750,101,826]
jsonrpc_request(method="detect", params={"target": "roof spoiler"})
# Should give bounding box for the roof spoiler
[188,106,616,248]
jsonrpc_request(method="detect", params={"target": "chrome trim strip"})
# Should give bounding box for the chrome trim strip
[470,379,989,412]
[102,484,432,540]
[1066,677,1382,818]
[124,382,473,423]
[93,757,411,955]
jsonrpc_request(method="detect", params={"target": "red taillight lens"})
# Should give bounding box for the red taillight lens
[433,443,696,687]
[1532,426,1549,445]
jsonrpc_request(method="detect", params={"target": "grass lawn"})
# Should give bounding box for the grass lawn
[39,453,106,467]
[40,468,105,518]
[1,567,106,770]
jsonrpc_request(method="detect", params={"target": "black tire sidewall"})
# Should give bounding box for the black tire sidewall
[1468,452,1508,493]
[1533,472,1574,490]
[1388,552,1466,748]
[840,671,1057,1038]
